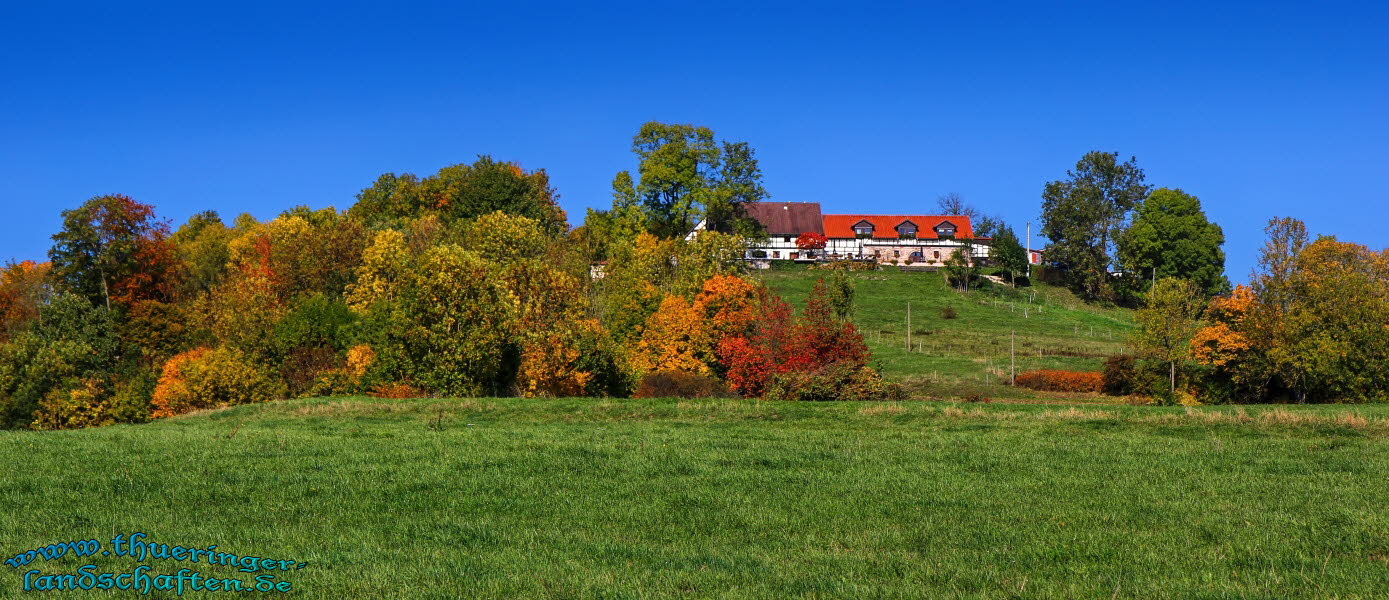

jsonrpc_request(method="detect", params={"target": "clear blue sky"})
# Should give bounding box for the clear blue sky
[2,1,1385,283]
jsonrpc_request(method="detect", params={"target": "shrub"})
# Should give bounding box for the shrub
[32,379,112,430]
[33,371,154,430]
[1101,354,1165,397]
[1102,355,1136,396]
[632,372,734,399]
[281,346,341,398]
[1014,369,1103,393]
[941,306,958,319]
[370,382,427,399]
[716,335,776,397]
[962,392,989,403]
[151,347,286,418]
[764,363,906,402]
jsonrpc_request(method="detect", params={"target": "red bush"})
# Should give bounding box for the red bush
[1014,370,1103,393]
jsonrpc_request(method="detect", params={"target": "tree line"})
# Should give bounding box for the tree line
[0,122,896,430]
[1129,218,1389,404]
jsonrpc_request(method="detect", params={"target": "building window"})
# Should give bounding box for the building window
[897,223,917,237]
[933,251,940,259]
[893,250,900,258]
[784,236,793,243]
[772,251,780,259]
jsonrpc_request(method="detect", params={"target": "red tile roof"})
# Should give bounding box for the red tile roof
[821,214,974,240]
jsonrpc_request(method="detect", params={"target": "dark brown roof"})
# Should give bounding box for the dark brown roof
[744,202,824,235]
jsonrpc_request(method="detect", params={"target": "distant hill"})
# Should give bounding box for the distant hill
[756,266,1135,398]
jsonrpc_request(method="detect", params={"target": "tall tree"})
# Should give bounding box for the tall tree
[707,141,769,235]
[1280,235,1389,402]
[48,195,178,310]
[631,122,720,238]
[618,122,769,239]
[1040,152,1150,301]
[1247,217,1309,401]
[1133,277,1204,394]
[1118,188,1230,299]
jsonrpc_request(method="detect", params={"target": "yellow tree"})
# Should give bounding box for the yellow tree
[1133,277,1204,394]
[631,295,713,375]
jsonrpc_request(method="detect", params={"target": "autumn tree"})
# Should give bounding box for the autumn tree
[630,295,714,376]
[784,279,869,372]
[1280,236,1389,402]
[1189,285,1266,402]
[1132,277,1204,395]
[0,261,51,342]
[461,211,547,263]
[795,232,827,257]
[49,194,179,309]
[1040,152,1151,301]
[225,208,368,302]
[1247,217,1310,402]
[170,210,233,298]
[370,245,517,396]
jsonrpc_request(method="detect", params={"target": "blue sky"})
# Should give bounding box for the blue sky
[2,1,1385,283]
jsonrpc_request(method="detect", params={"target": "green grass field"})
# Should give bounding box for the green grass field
[757,267,1134,396]
[4,397,1389,598]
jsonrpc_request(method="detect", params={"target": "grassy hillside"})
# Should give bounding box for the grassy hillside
[3,397,1389,598]
[757,267,1135,394]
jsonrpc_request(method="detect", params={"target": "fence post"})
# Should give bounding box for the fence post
[1010,331,1016,386]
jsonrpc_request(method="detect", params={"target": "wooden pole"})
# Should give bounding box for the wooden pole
[906,301,911,352]
[1010,331,1016,386]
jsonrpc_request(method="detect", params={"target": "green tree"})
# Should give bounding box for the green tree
[1040,152,1151,301]
[170,210,233,298]
[1118,188,1230,299]
[0,293,122,428]
[944,238,981,291]
[827,269,855,320]
[349,157,567,235]
[989,224,1027,286]
[619,122,769,238]
[706,141,769,235]
[1133,277,1204,395]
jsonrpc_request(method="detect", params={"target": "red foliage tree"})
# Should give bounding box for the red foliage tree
[714,279,869,397]
[795,232,828,250]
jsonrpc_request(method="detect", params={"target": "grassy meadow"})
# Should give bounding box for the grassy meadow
[3,397,1389,598]
[757,266,1134,395]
